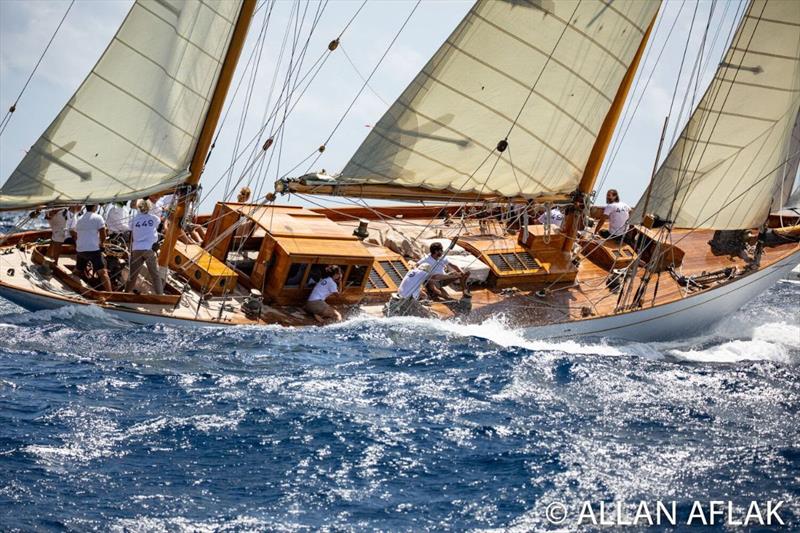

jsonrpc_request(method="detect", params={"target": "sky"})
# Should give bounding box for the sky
[0,0,765,213]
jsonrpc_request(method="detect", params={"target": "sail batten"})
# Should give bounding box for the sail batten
[0,0,243,210]
[327,0,661,200]
[635,0,800,230]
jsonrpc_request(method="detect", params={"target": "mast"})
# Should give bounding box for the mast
[158,0,257,267]
[561,13,658,250]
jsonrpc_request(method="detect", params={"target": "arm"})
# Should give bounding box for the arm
[99,227,107,248]
[595,212,608,233]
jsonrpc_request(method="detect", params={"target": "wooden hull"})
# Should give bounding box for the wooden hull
[1,242,798,340]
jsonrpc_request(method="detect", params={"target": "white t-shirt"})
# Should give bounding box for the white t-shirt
[104,204,130,233]
[66,209,80,235]
[397,267,428,299]
[130,213,160,251]
[419,254,449,275]
[603,201,631,236]
[46,209,67,243]
[537,208,564,228]
[308,276,338,302]
[75,212,106,252]
[151,194,174,219]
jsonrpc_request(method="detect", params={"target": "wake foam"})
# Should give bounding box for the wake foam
[1,304,125,327]
[668,322,799,364]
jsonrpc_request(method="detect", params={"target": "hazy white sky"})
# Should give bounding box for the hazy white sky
[0,0,755,211]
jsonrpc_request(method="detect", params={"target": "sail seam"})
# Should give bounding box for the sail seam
[37,136,141,191]
[714,78,800,93]
[136,2,225,65]
[470,12,618,102]
[63,103,180,172]
[694,107,779,124]
[421,76,584,172]
[441,41,596,136]
[729,46,797,61]
[113,37,211,102]
[89,73,197,138]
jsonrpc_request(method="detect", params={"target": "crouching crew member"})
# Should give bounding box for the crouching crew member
[73,204,112,292]
[305,265,342,323]
[126,200,164,295]
[420,242,470,300]
[384,263,436,318]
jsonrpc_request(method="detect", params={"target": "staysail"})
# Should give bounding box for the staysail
[634,0,800,230]
[0,0,243,210]
[307,0,660,200]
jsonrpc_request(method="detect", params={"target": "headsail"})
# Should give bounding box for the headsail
[312,0,660,200]
[0,0,243,210]
[634,0,800,230]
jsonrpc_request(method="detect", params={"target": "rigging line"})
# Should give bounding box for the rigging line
[668,0,766,223]
[223,3,273,198]
[303,0,422,174]
[202,0,340,203]
[0,0,75,137]
[339,44,391,108]
[597,0,687,193]
[503,1,582,141]
[210,0,276,169]
[201,0,330,204]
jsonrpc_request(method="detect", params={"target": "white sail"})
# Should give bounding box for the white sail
[332,0,659,199]
[0,0,243,210]
[635,0,800,230]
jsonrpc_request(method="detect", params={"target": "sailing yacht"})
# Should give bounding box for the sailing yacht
[0,0,797,341]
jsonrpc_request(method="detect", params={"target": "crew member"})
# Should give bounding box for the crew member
[104,201,131,242]
[538,206,564,229]
[305,265,342,323]
[73,204,112,291]
[596,189,632,241]
[385,263,436,318]
[43,208,68,262]
[126,200,164,295]
[419,242,470,300]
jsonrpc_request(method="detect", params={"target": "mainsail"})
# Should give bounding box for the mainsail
[322,0,660,200]
[634,0,800,230]
[0,0,243,210]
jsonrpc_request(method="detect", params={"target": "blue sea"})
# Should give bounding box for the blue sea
[0,280,798,531]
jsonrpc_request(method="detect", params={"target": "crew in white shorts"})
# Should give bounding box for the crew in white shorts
[397,262,432,300]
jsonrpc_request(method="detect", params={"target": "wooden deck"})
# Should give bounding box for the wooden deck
[0,209,798,330]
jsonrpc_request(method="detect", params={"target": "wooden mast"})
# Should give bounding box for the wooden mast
[560,13,658,250]
[158,0,257,267]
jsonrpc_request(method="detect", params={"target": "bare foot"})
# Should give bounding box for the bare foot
[313,314,325,324]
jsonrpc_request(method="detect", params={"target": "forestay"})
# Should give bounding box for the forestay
[0,0,242,210]
[634,0,800,230]
[334,0,660,199]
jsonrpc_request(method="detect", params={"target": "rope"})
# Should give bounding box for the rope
[0,0,75,137]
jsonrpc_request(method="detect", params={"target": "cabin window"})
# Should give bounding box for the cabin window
[284,263,308,288]
[378,260,408,285]
[367,268,389,289]
[345,265,368,288]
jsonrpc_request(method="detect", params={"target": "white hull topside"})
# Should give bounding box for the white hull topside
[1,250,798,342]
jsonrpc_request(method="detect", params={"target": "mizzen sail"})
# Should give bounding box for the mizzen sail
[327,0,660,200]
[0,0,243,210]
[635,0,800,230]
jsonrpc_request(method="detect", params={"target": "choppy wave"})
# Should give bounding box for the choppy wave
[0,282,797,530]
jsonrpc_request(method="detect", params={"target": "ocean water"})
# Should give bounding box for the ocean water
[0,282,798,531]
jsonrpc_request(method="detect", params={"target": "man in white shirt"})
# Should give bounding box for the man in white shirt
[537,206,564,229]
[596,189,632,241]
[43,208,68,262]
[384,263,436,318]
[419,242,470,300]
[125,200,163,295]
[64,205,81,245]
[305,265,342,323]
[103,202,131,240]
[72,204,112,291]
